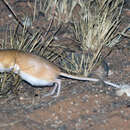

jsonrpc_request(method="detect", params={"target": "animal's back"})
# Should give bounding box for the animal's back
[15,50,60,82]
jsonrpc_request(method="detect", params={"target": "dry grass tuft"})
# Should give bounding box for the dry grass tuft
[68,0,124,75]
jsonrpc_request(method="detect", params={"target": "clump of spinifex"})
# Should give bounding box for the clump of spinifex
[61,0,124,76]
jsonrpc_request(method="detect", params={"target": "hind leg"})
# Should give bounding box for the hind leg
[53,79,61,97]
[43,79,61,97]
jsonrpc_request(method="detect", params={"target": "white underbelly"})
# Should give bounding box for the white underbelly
[0,63,53,86]
[19,71,53,86]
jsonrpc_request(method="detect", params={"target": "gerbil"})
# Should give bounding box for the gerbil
[0,49,121,97]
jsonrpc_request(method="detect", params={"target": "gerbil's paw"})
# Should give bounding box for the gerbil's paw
[43,85,60,98]
[43,80,61,98]
[52,88,61,98]
[43,93,52,98]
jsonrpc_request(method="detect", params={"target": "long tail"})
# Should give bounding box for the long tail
[60,72,121,88]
